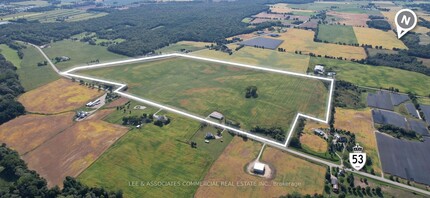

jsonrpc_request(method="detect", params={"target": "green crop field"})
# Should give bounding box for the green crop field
[17,44,59,91]
[317,24,358,45]
[78,57,329,135]
[309,57,430,96]
[78,112,227,197]
[43,40,127,71]
[0,44,21,67]
[194,46,310,73]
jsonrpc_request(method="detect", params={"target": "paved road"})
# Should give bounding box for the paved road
[33,43,430,196]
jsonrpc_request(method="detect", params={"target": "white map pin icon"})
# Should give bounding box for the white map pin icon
[395,9,417,39]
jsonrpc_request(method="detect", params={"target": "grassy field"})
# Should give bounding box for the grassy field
[273,29,366,60]
[79,57,329,135]
[334,108,382,175]
[195,137,326,197]
[18,78,103,114]
[78,113,218,197]
[194,46,310,73]
[317,24,358,44]
[0,44,21,67]
[353,27,407,50]
[23,120,128,187]
[0,112,75,155]
[155,41,210,54]
[309,57,430,96]
[43,40,126,71]
[17,44,59,91]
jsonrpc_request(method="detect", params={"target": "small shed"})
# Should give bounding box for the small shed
[253,162,265,175]
[209,111,224,120]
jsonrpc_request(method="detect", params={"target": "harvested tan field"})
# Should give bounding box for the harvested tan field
[195,137,326,197]
[328,11,369,27]
[87,109,115,121]
[334,108,382,175]
[353,27,407,50]
[23,120,128,188]
[18,78,103,114]
[301,120,328,153]
[274,29,366,60]
[0,112,75,154]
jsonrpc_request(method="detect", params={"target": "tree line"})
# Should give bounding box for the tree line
[0,1,280,57]
[0,54,25,125]
[0,143,122,197]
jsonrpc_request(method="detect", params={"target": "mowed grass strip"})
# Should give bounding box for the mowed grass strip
[309,57,430,96]
[78,114,213,197]
[353,27,407,49]
[79,57,329,133]
[18,78,103,114]
[274,28,366,60]
[23,120,128,188]
[195,137,326,197]
[17,44,59,91]
[317,24,358,44]
[194,45,310,73]
[0,112,75,154]
[43,40,126,71]
[156,41,211,54]
[334,108,382,175]
[0,44,21,67]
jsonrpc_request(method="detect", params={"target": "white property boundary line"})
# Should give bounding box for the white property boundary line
[62,53,334,148]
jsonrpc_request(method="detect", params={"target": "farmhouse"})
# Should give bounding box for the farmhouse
[314,65,325,75]
[209,111,224,120]
[253,162,266,175]
[154,114,168,122]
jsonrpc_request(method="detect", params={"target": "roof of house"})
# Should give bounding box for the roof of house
[209,111,224,119]
[315,65,325,70]
[253,162,265,171]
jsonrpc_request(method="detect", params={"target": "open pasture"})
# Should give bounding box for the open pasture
[17,44,60,91]
[301,120,328,154]
[43,40,126,71]
[15,9,107,23]
[155,41,210,54]
[274,28,366,60]
[353,27,407,50]
[309,57,430,96]
[23,120,128,187]
[78,113,216,198]
[195,137,326,197]
[195,44,310,74]
[18,78,103,114]
[78,57,329,137]
[317,24,358,44]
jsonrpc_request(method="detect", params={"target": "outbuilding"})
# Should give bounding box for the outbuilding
[209,111,224,120]
[253,162,266,175]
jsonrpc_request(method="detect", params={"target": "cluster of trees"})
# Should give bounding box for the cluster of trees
[365,53,430,76]
[290,118,305,149]
[378,124,421,140]
[334,80,366,109]
[0,1,279,56]
[245,86,258,98]
[0,54,25,125]
[121,113,170,127]
[0,143,123,197]
[366,20,391,31]
[250,126,285,142]
[279,192,323,198]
